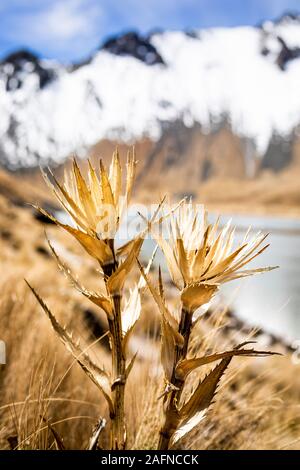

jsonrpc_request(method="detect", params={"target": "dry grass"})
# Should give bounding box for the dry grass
[0,162,300,450]
[1,264,300,450]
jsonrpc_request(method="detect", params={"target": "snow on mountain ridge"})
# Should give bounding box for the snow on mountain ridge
[1,19,300,168]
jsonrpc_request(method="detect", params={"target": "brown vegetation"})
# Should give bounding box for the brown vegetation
[0,152,300,450]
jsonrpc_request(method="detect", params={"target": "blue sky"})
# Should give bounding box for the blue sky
[0,0,300,63]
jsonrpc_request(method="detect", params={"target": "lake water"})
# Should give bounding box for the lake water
[217,215,300,341]
[141,214,300,342]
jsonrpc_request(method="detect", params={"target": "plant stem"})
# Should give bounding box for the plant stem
[110,294,126,450]
[158,308,193,450]
[104,259,127,450]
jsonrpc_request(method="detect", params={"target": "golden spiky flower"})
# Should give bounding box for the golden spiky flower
[37,149,138,269]
[152,202,277,312]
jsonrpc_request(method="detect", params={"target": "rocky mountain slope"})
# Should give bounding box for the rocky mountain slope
[1,12,300,181]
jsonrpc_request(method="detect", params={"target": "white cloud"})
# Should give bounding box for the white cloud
[31,0,102,41]
[1,0,104,61]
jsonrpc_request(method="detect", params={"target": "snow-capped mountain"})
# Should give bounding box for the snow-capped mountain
[1,12,300,169]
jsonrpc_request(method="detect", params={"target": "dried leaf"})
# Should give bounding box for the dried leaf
[109,149,122,206]
[88,418,106,450]
[175,225,190,283]
[170,410,206,447]
[122,287,141,341]
[220,265,278,283]
[161,317,176,382]
[151,233,182,289]
[176,347,280,381]
[202,243,247,280]
[26,282,114,414]
[107,237,143,294]
[158,266,164,299]
[41,168,90,232]
[179,355,232,428]
[125,149,137,206]
[189,226,211,279]
[33,206,114,265]
[181,283,218,313]
[125,352,138,379]
[116,238,138,258]
[174,342,280,446]
[72,159,96,225]
[137,260,184,347]
[202,230,223,274]
[47,239,113,320]
[227,233,269,273]
[87,160,102,207]
[99,160,115,206]
[122,246,157,348]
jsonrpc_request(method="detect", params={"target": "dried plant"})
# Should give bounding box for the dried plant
[27,150,279,450]
[28,149,147,449]
[140,203,279,449]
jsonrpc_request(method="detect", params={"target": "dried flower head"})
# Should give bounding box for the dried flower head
[36,149,137,269]
[152,202,277,313]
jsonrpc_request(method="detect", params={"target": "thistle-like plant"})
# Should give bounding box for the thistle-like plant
[139,203,278,449]
[27,150,279,450]
[28,149,151,449]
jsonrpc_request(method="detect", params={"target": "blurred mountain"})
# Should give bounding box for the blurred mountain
[1,12,300,181]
